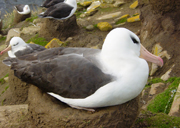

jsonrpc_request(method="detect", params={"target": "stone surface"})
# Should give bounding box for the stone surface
[6,28,20,44]
[28,85,140,128]
[100,3,114,8]
[150,43,171,76]
[150,43,163,76]
[85,1,101,16]
[45,38,64,48]
[33,18,42,24]
[86,25,94,31]
[3,77,9,83]
[96,11,121,20]
[113,1,125,7]
[97,22,112,31]
[79,1,92,6]
[114,14,130,22]
[168,83,180,117]
[149,83,165,96]
[140,82,167,110]
[127,14,140,22]
[21,26,40,35]
[129,0,138,9]
[161,64,175,81]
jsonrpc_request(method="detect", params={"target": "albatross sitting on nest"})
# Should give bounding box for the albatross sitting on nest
[0,37,46,58]
[3,28,163,111]
[38,0,77,20]
[14,4,31,15]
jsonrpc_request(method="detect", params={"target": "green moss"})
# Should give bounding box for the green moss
[93,24,98,28]
[148,78,164,84]
[1,99,5,106]
[0,74,9,85]
[135,112,180,128]
[1,85,9,94]
[0,36,6,42]
[27,34,48,46]
[115,17,127,24]
[75,9,87,18]
[147,77,180,114]
[25,16,38,22]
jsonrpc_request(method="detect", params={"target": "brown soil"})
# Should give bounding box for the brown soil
[28,86,139,128]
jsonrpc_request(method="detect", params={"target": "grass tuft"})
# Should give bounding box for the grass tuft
[0,74,9,85]
[115,17,127,24]
[27,34,48,46]
[2,11,15,29]
[25,16,38,22]
[0,36,6,42]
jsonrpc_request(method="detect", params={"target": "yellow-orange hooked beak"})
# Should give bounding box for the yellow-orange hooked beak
[140,44,163,67]
[0,45,12,55]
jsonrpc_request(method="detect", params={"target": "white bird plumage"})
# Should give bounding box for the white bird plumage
[48,28,163,110]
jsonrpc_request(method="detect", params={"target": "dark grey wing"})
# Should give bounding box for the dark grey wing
[27,43,46,52]
[43,3,73,18]
[10,54,113,98]
[14,4,24,12]
[47,0,64,8]
[40,0,51,8]
[14,44,46,57]
[16,47,100,61]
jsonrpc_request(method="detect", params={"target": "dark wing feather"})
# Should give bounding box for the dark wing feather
[11,54,112,98]
[41,0,51,8]
[16,47,100,62]
[14,4,25,12]
[47,0,64,7]
[43,3,73,18]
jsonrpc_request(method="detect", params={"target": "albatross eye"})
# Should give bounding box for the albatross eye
[131,36,139,44]
[13,42,19,46]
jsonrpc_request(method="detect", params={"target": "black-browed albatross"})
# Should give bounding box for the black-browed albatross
[0,37,46,58]
[38,0,77,20]
[3,28,163,111]
[14,4,31,15]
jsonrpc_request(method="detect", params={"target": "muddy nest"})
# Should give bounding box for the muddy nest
[0,70,30,105]
[39,15,80,41]
[28,85,140,128]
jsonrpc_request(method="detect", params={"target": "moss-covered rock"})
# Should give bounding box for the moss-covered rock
[97,22,112,31]
[127,14,140,22]
[45,38,64,48]
[129,0,138,9]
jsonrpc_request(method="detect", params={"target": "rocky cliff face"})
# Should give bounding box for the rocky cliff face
[139,0,180,77]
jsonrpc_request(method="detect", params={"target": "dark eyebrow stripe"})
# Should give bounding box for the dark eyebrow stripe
[131,36,139,44]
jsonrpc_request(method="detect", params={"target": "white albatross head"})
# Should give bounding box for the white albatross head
[0,37,28,58]
[101,27,163,67]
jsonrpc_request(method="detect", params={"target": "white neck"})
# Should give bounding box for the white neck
[65,0,77,7]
